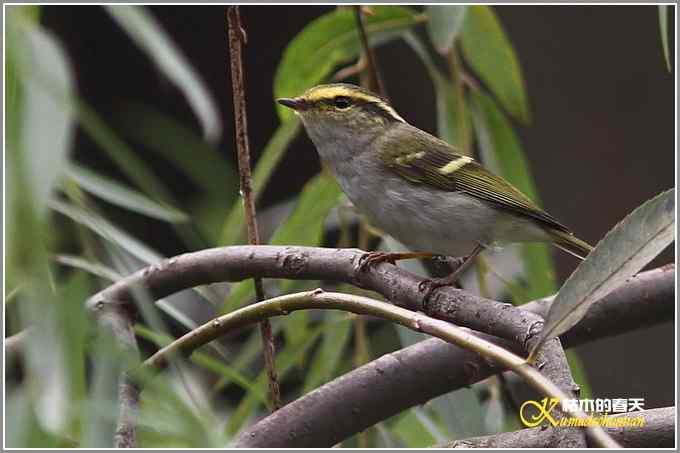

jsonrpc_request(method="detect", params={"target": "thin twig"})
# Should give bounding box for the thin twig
[140,290,619,448]
[226,6,281,411]
[353,5,386,97]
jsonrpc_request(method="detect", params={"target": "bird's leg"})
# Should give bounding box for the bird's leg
[419,243,486,299]
[356,251,437,272]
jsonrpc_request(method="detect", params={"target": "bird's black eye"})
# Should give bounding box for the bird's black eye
[333,96,351,109]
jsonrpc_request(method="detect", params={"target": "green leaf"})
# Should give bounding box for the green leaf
[530,189,675,359]
[76,100,175,203]
[470,91,556,300]
[14,16,75,214]
[426,5,467,55]
[391,409,438,447]
[219,118,301,245]
[54,254,123,282]
[66,163,189,223]
[112,102,237,197]
[658,6,672,72]
[134,325,266,405]
[404,33,471,154]
[303,312,352,393]
[104,6,221,141]
[49,199,163,265]
[275,6,423,122]
[460,6,530,124]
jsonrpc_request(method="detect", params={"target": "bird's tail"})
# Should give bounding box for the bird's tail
[549,229,593,260]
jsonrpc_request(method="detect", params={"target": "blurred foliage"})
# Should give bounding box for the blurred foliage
[4,4,673,448]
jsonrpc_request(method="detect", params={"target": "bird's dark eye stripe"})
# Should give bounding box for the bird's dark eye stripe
[333,96,352,108]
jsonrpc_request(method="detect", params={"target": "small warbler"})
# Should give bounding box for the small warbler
[278,83,592,286]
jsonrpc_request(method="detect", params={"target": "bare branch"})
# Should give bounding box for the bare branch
[233,265,673,447]
[83,246,672,447]
[442,406,674,448]
[353,5,386,97]
[139,290,617,447]
[226,5,281,410]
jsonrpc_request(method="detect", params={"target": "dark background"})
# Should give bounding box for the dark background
[42,6,675,409]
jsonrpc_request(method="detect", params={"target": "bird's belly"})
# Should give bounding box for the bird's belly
[339,171,502,257]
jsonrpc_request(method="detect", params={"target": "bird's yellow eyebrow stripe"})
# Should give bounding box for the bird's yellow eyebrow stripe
[302,86,405,122]
[438,156,473,174]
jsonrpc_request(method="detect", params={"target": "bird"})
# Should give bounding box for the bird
[277,83,592,287]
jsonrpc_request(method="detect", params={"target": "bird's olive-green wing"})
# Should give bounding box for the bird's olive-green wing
[378,126,569,232]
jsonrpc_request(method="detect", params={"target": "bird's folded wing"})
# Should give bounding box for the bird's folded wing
[378,126,569,233]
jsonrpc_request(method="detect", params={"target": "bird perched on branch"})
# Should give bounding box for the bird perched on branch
[278,83,592,288]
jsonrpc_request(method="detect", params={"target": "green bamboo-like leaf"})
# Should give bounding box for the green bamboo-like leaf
[426,5,467,55]
[303,312,353,393]
[54,254,123,282]
[404,33,471,154]
[66,164,189,223]
[49,199,163,265]
[275,6,423,122]
[76,101,175,203]
[470,91,557,300]
[219,118,301,245]
[12,14,75,214]
[460,6,530,124]
[105,5,221,141]
[112,102,237,196]
[530,189,675,359]
[658,6,672,72]
[134,325,266,405]
[392,409,438,447]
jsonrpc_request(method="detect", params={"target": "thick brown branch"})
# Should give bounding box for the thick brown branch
[83,246,672,447]
[139,290,616,447]
[232,265,673,448]
[226,5,281,410]
[443,406,674,448]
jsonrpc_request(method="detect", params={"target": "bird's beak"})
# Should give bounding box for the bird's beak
[277,97,306,110]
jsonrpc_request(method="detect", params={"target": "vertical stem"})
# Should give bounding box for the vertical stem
[353,6,386,98]
[226,6,281,411]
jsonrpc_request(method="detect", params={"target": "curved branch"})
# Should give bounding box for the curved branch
[443,406,674,448]
[139,289,618,448]
[86,246,584,444]
[232,264,673,447]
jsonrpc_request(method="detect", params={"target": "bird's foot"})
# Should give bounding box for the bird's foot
[355,251,437,273]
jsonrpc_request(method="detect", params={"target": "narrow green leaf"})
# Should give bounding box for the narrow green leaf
[105,6,221,141]
[460,6,530,124]
[134,325,266,405]
[54,254,123,282]
[49,199,163,265]
[658,6,672,72]
[566,350,592,399]
[275,6,423,121]
[112,102,237,196]
[76,100,175,203]
[66,164,189,223]
[426,5,467,55]
[470,91,557,300]
[14,17,75,214]
[303,312,353,393]
[219,118,301,245]
[392,410,437,447]
[404,33,471,154]
[531,189,675,359]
